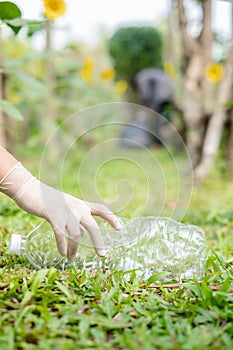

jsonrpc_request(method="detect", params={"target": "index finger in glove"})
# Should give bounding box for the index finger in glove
[80,214,106,257]
[88,202,122,230]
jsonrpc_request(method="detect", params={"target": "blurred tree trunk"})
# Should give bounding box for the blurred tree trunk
[177,0,213,168]
[195,45,233,181]
[227,108,233,164]
[177,0,233,181]
[42,21,57,142]
[227,3,233,165]
[168,0,181,71]
[0,28,7,148]
[0,74,7,148]
[0,29,15,150]
[41,21,63,165]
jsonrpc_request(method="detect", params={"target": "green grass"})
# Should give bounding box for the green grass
[0,145,233,350]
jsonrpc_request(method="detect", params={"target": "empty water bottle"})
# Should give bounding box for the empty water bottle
[8,222,69,270]
[8,216,206,281]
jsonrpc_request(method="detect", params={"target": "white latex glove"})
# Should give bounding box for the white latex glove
[0,162,121,260]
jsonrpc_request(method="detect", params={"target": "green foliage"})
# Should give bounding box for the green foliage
[0,1,22,34]
[0,99,23,121]
[5,18,45,36]
[108,26,163,82]
[27,21,45,38]
[2,37,126,147]
[0,1,21,20]
[0,1,45,35]
[225,100,233,108]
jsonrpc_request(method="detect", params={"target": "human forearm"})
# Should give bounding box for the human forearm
[0,153,121,259]
[0,145,18,180]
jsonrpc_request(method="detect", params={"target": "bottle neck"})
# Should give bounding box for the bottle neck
[8,234,27,255]
[19,236,27,253]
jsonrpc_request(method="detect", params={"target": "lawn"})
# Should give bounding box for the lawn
[0,144,233,350]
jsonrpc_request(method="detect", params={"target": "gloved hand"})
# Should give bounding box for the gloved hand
[0,162,121,260]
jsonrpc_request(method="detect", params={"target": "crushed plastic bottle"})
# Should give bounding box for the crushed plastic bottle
[8,216,206,281]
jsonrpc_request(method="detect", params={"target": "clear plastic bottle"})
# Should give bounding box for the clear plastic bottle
[8,216,206,281]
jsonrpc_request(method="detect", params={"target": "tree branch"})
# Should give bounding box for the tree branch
[199,0,213,63]
[177,0,191,60]
[177,0,199,60]
[200,0,214,115]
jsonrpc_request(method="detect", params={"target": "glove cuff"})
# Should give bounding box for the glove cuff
[0,162,37,200]
[0,162,22,189]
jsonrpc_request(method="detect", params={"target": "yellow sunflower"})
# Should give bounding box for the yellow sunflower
[205,62,223,83]
[114,80,128,95]
[81,58,94,83]
[100,68,116,81]
[43,0,66,21]
[164,61,176,78]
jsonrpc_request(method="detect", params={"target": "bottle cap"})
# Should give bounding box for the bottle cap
[8,234,22,255]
